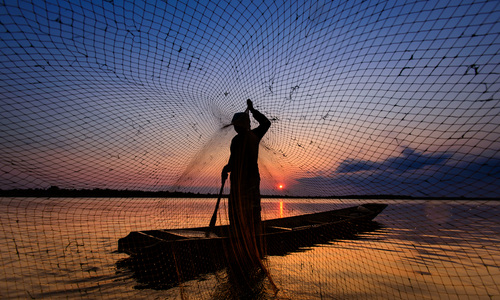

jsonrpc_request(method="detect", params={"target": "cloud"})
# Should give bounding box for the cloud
[292,149,500,198]
[336,159,376,173]
[336,147,451,174]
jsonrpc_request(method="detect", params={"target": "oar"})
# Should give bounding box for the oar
[209,177,226,230]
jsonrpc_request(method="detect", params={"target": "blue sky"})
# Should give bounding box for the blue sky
[0,0,499,197]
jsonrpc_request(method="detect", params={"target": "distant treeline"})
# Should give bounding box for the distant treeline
[0,186,497,200]
[0,186,216,198]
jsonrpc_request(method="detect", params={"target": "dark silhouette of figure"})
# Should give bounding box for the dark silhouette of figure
[222,99,271,258]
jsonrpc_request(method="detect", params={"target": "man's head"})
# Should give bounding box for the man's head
[231,112,250,133]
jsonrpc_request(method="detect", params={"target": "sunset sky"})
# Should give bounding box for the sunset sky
[1,0,499,197]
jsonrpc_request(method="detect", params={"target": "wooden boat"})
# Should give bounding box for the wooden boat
[118,203,387,256]
[117,203,387,290]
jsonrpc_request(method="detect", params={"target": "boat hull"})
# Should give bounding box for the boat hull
[116,203,387,289]
[118,203,387,256]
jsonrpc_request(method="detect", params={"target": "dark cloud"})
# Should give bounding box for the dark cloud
[337,147,451,174]
[336,159,376,173]
[293,150,500,198]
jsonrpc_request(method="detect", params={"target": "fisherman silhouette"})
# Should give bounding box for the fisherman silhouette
[222,99,271,254]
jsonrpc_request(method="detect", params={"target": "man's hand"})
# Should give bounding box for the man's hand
[247,99,254,112]
[221,166,229,182]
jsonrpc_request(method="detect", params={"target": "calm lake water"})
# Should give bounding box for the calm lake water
[0,197,498,299]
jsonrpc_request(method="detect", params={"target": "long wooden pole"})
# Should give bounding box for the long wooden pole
[209,178,226,229]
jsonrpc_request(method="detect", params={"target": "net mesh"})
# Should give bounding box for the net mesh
[1,0,499,299]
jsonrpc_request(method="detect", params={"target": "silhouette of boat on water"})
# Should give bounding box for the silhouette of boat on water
[116,203,387,290]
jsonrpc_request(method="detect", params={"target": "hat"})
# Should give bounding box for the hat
[231,112,250,127]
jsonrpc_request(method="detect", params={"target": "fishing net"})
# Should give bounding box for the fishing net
[1,0,499,299]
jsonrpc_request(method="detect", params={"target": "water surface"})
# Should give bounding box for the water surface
[0,198,498,299]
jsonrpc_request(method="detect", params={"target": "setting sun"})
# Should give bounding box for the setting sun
[278,184,284,190]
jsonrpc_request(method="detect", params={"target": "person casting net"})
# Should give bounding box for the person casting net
[222,100,271,255]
